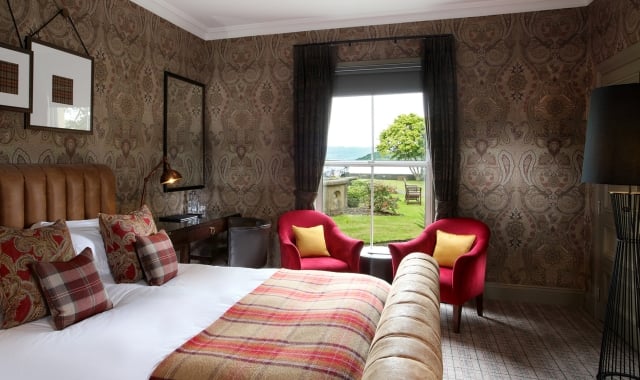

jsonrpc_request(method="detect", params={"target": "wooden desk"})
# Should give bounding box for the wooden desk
[157,214,238,264]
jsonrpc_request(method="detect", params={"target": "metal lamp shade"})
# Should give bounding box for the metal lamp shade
[160,161,182,184]
[139,157,182,207]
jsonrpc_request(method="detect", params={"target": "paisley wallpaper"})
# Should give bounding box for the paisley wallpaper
[0,0,210,211]
[0,0,638,291]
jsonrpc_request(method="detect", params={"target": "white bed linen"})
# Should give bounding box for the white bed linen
[0,264,277,380]
[66,218,114,281]
[31,218,113,281]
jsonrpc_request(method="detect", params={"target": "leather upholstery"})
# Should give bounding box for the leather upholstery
[0,164,116,228]
[227,217,271,268]
[278,210,363,272]
[388,217,490,333]
[362,252,442,380]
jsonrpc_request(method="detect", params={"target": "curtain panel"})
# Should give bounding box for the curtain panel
[422,35,459,219]
[293,45,337,210]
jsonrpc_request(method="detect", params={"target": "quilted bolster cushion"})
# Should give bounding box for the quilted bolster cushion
[361,252,442,380]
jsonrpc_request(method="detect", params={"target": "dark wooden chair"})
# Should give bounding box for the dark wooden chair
[403,179,422,204]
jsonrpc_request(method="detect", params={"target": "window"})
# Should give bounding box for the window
[318,59,433,253]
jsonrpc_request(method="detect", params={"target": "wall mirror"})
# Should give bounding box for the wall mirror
[163,71,205,192]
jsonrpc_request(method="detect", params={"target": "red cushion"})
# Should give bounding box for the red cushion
[31,248,112,330]
[99,205,157,283]
[0,220,76,329]
[135,230,178,286]
[300,256,350,272]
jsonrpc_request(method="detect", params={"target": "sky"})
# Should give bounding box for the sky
[327,92,424,148]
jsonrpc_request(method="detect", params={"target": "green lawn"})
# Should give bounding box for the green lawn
[332,179,425,244]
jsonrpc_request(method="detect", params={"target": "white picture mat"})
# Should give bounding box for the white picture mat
[0,45,31,111]
[30,40,92,131]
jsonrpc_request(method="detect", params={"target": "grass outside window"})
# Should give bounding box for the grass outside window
[331,179,426,244]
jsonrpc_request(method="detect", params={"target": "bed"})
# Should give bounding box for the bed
[0,164,442,380]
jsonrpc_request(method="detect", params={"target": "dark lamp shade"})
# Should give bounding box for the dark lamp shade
[582,83,640,185]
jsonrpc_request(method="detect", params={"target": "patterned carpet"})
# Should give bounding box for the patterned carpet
[441,300,602,379]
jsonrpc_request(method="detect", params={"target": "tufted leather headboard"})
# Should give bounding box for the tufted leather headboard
[0,164,116,228]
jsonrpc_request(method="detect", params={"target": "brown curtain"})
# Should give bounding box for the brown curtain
[422,35,458,219]
[293,45,337,210]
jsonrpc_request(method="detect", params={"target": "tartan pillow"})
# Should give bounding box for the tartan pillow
[0,220,76,329]
[31,247,112,330]
[98,205,157,283]
[135,230,178,286]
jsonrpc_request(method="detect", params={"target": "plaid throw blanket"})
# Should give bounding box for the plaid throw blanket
[151,269,390,380]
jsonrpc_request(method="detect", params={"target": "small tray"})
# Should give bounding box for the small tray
[158,213,201,222]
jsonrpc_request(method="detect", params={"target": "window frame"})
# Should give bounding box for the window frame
[318,92,433,252]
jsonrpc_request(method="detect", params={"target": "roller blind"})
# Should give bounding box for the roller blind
[333,59,422,96]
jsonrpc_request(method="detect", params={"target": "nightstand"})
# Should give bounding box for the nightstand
[156,214,239,264]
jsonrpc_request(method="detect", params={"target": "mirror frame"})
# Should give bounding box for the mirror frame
[163,71,205,192]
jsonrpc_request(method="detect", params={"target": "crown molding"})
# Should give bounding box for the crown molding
[129,0,208,38]
[131,0,594,41]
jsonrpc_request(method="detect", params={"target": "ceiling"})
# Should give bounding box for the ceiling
[130,0,593,41]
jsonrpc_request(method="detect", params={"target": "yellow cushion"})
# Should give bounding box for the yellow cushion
[292,225,331,257]
[432,230,476,267]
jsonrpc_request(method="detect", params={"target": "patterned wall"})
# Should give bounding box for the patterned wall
[590,0,640,66]
[207,11,592,288]
[0,0,637,290]
[0,0,209,213]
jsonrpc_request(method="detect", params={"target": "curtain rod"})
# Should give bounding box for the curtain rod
[293,33,451,48]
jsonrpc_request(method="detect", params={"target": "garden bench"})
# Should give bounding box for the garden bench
[403,179,422,204]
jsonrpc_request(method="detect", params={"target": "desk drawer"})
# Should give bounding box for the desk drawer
[167,219,225,241]
[164,217,229,263]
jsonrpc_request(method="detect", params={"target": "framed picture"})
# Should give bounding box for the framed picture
[26,38,93,132]
[0,42,32,113]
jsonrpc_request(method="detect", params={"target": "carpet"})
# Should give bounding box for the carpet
[441,300,602,379]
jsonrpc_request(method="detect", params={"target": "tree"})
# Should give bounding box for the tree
[376,113,426,179]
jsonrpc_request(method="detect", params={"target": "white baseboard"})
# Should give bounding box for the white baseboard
[485,282,585,307]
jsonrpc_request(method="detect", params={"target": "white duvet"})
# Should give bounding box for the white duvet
[0,219,277,380]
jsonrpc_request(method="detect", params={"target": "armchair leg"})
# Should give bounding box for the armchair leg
[452,304,462,333]
[476,294,484,317]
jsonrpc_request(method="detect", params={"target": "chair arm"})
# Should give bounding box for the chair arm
[326,228,364,271]
[388,231,432,277]
[279,241,302,270]
[451,246,487,300]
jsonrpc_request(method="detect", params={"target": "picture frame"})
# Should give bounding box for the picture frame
[0,42,32,113]
[26,37,93,132]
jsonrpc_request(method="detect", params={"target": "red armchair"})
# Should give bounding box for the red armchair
[388,217,490,333]
[278,210,363,272]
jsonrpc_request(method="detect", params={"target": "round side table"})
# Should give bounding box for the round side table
[360,251,393,283]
